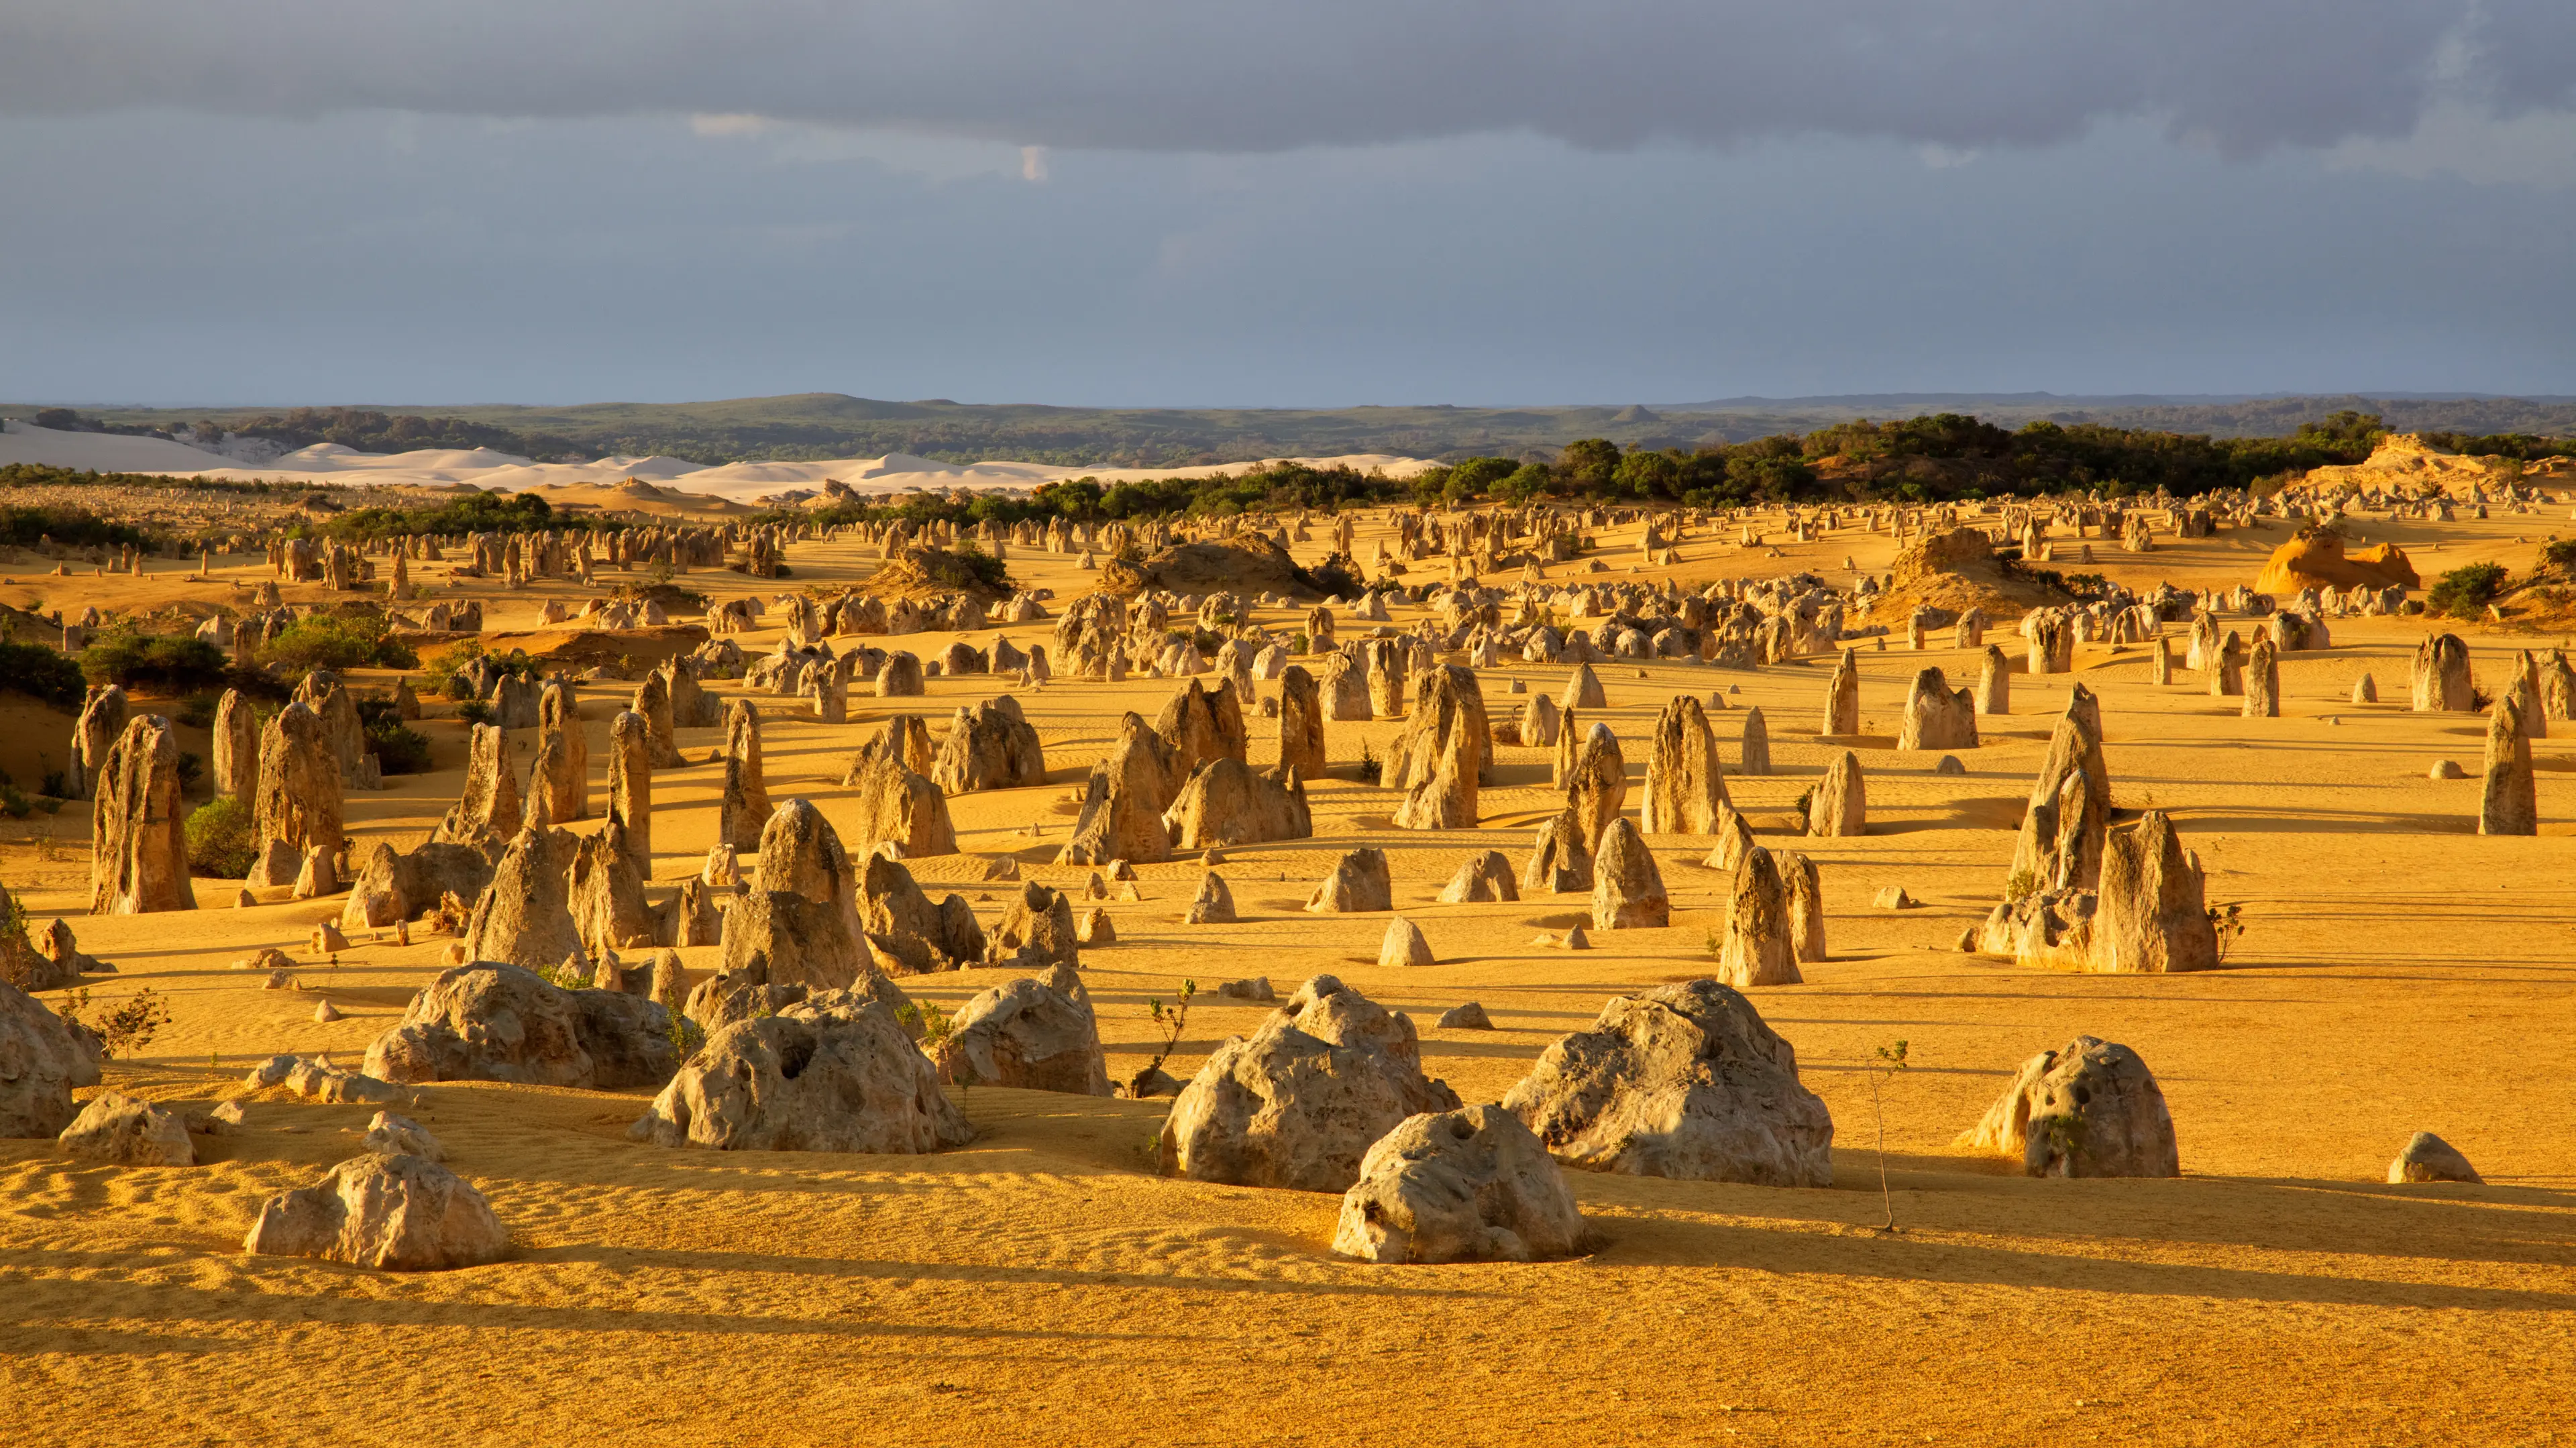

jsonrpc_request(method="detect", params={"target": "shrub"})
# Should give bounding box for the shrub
[173,690,221,729]
[2428,562,2508,620]
[80,632,229,693]
[356,698,432,775]
[455,700,494,726]
[261,613,417,672]
[184,796,257,878]
[64,987,174,1059]
[175,750,204,791]
[2541,539,2576,572]
[0,641,85,708]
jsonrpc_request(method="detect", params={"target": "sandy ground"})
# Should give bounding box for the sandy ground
[5,501,2576,1446]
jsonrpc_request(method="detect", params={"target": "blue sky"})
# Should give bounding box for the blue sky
[3,1,2571,408]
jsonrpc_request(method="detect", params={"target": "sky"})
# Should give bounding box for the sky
[3,1,2573,409]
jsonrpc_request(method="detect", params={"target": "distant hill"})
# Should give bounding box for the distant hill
[7,390,2571,469]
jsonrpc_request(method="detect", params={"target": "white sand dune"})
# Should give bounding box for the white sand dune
[0,419,1434,500]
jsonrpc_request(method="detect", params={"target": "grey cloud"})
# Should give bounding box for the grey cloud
[2,1,2569,154]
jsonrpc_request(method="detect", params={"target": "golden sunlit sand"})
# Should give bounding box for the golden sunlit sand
[5,495,2575,1447]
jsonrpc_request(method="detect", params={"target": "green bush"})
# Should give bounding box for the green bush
[261,614,417,672]
[2428,562,2509,620]
[80,633,229,692]
[0,641,86,708]
[356,698,433,775]
[173,690,221,729]
[184,797,257,878]
[2540,539,2576,572]
[455,700,493,726]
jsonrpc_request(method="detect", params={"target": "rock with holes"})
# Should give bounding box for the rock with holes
[1159,974,1461,1192]
[245,1153,508,1270]
[989,881,1080,970]
[1504,978,1833,1186]
[630,989,973,1153]
[932,963,1112,1095]
[1959,1035,2178,1178]
[1331,1105,1585,1264]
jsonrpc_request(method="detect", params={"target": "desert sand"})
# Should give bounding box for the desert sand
[4,496,2575,1448]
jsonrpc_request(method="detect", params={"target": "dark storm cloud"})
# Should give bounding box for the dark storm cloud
[2,1,2569,154]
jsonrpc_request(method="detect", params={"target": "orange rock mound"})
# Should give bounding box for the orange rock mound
[2254,526,2418,596]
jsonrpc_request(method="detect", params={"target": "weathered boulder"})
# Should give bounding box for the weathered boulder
[340,841,494,932]
[630,990,974,1152]
[534,681,588,823]
[755,799,863,940]
[1959,1036,2179,1178]
[1715,846,1801,987]
[250,701,345,886]
[1562,663,1607,710]
[1780,850,1827,964]
[858,853,985,971]
[212,688,259,801]
[1436,849,1519,904]
[570,825,655,958]
[1820,648,1860,735]
[2388,1131,2481,1184]
[1897,667,1978,750]
[1377,915,1435,966]
[933,963,1112,1095]
[1976,644,2010,714]
[1062,714,1178,865]
[2480,697,2537,836]
[1642,695,1729,835]
[606,710,652,870]
[1183,870,1238,924]
[632,671,684,767]
[1738,705,1772,776]
[363,1110,444,1160]
[1805,750,1866,837]
[1504,979,1833,1186]
[56,1090,193,1166]
[1165,758,1311,850]
[2412,632,2473,712]
[364,963,680,1089]
[989,881,1080,970]
[1590,818,1669,930]
[931,698,1048,795]
[1332,1105,1585,1264]
[68,684,128,800]
[432,724,525,852]
[1561,723,1629,848]
[718,700,771,852]
[89,714,194,914]
[1278,665,1327,779]
[1155,677,1250,779]
[460,828,588,972]
[843,751,959,858]
[245,1153,509,1270]
[1521,810,1594,894]
[1306,847,1393,913]
[1387,664,1489,829]
[1159,974,1461,1192]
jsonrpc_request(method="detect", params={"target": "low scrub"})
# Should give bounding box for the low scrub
[261,614,417,672]
[81,632,229,693]
[185,796,257,878]
[0,641,86,708]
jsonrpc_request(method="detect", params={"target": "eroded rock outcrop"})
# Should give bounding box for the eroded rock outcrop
[89,714,193,914]
[1504,979,1833,1186]
[1959,1035,2179,1178]
[1159,974,1460,1192]
[932,963,1112,1095]
[245,1154,510,1271]
[1642,695,1728,836]
[1331,1105,1585,1264]
[364,962,679,1089]
[631,990,973,1153]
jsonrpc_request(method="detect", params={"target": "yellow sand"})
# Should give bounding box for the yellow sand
[4,504,2575,1446]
